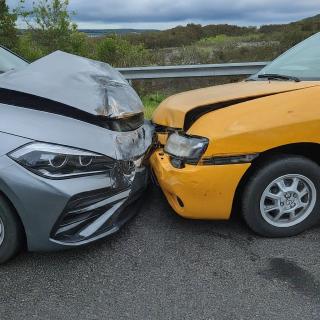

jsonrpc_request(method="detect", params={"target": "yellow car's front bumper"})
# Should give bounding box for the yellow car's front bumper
[150,150,251,220]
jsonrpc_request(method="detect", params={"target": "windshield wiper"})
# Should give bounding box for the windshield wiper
[258,73,301,82]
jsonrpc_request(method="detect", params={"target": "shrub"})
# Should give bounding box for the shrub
[96,36,150,67]
[16,32,45,61]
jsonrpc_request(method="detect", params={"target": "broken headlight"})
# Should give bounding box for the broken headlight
[164,133,208,167]
[9,143,115,179]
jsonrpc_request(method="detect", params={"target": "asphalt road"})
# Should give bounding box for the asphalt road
[1,185,320,320]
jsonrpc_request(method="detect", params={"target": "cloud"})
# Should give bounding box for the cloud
[7,0,320,28]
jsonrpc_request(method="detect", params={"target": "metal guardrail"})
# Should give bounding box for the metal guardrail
[118,62,269,80]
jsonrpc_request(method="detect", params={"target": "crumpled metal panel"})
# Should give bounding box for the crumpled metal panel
[0,51,143,118]
[0,103,154,161]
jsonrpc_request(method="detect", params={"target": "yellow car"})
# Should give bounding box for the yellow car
[151,32,320,237]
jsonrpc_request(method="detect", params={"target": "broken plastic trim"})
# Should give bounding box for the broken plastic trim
[0,88,144,132]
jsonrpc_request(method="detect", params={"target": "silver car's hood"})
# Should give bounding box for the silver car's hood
[0,51,143,121]
[0,51,154,160]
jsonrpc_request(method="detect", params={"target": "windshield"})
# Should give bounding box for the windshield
[254,32,320,81]
[0,47,28,74]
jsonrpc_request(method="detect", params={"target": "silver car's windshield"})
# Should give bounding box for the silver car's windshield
[254,32,320,81]
[0,47,28,74]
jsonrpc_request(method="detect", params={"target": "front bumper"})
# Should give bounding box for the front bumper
[150,149,251,220]
[50,165,148,247]
[0,155,149,252]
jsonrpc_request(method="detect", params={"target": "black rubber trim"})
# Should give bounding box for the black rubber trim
[154,124,181,134]
[0,88,144,132]
[202,153,259,165]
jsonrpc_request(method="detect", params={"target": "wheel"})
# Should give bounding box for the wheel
[0,194,23,263]
[242,155,320,237]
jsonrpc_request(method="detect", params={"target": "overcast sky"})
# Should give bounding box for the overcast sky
[7,0,320,29]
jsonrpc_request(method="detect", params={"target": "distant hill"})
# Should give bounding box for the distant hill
[259,13,320,33]
[300,14,320,23]
[123,14,320,49]
[79,29,160,37]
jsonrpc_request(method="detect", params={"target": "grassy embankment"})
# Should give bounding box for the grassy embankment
[142,93,167,119]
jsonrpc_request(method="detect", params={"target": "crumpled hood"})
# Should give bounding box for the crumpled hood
[0,51,143,119]
[152,81,320,129]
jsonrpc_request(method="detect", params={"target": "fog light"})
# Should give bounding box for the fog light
[170,157,185,169]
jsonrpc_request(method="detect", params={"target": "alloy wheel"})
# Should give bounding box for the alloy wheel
[260,174,317,228]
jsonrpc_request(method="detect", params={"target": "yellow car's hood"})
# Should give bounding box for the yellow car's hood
[152,81,320,129]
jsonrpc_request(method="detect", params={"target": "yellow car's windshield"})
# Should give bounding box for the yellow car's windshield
[254,32,320,81]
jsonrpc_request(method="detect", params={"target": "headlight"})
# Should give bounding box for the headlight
[164,133,208,167]
[9,143,115,179]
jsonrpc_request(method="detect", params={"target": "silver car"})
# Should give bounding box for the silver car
[0,47,153,263]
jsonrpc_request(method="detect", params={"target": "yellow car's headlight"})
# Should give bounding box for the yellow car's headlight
[164,132,208,168]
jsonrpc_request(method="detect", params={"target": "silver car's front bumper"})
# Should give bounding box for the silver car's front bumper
[49,165,149,248]
[0,111,154,252]
[0,156,149,252]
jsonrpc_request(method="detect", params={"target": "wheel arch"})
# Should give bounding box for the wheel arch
[0,187,27,247]
[231,142,320,217]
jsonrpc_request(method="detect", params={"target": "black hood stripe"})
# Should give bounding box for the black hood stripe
[0,88,143,132]
[184,89,309,131]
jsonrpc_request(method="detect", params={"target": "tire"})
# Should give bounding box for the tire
[242,155,320,237]
[0,194,23,263]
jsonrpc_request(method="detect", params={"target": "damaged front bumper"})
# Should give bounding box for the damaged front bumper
[150,148,250,220]
[50,162,149,248]
[0,50,157,252]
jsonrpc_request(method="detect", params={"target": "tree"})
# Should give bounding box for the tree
[0,0,18,49]
[17,0,83,53]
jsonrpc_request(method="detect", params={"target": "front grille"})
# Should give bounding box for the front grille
[51,187,130,243]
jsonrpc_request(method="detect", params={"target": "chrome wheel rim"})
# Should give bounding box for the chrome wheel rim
[260,174,317,228]
[0,217,4,246]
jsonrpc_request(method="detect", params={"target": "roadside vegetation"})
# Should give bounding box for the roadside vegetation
[1,0,320,117]
[142,93,167,119]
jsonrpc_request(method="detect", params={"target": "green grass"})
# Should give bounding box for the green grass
[198,33,264,46]
[198,34,229,45]
[142,93,167,119]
